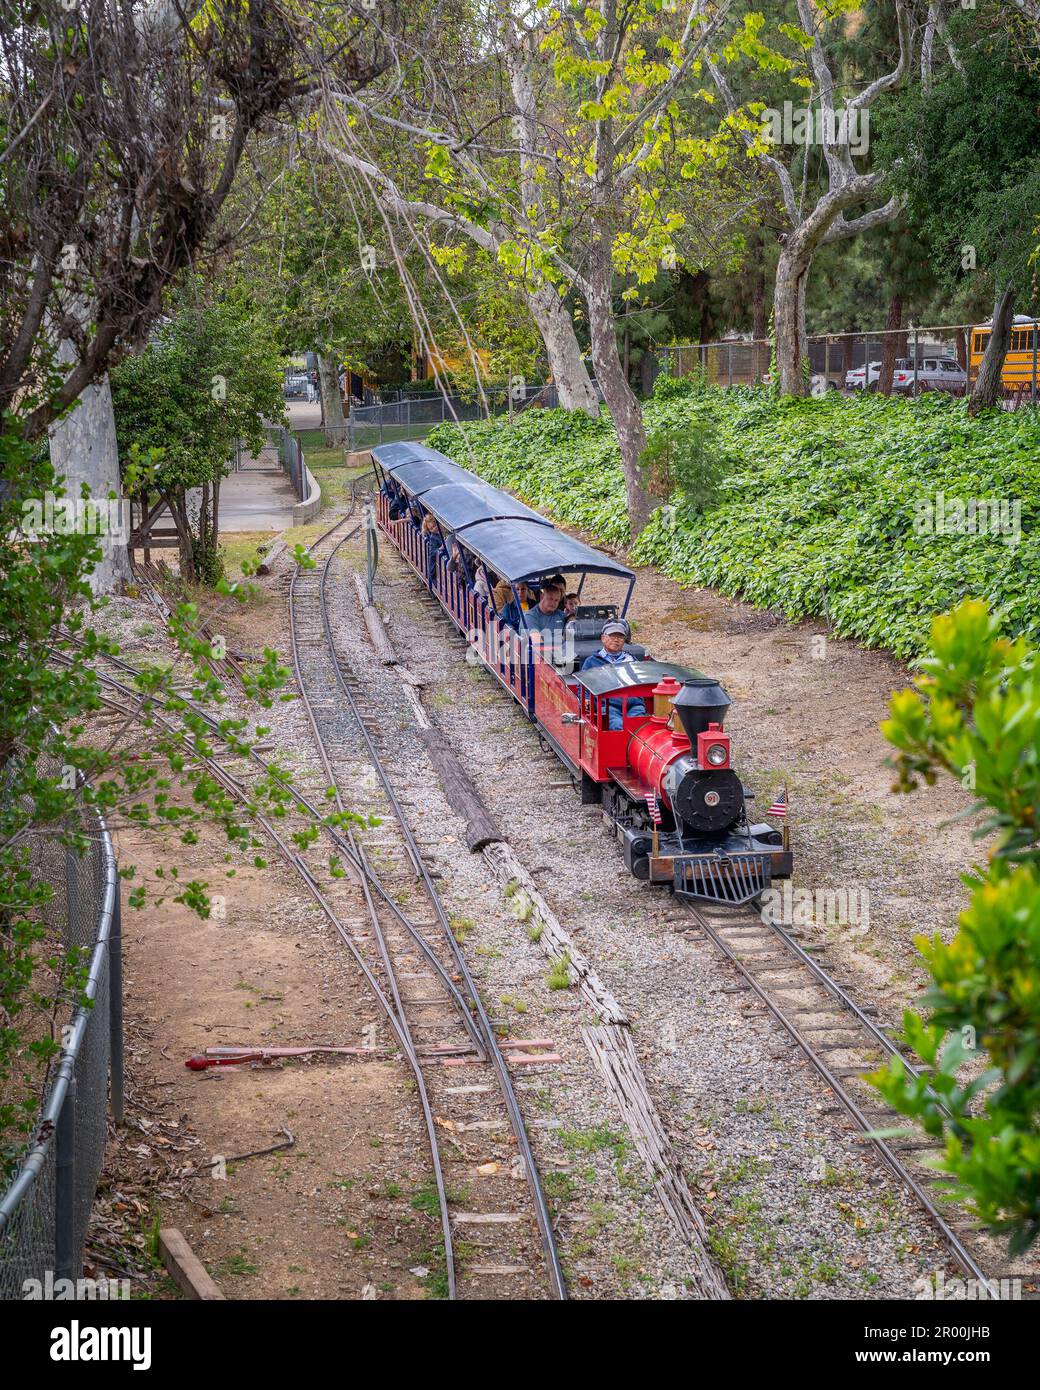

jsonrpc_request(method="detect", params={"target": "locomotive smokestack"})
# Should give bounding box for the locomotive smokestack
[672,677,731,744]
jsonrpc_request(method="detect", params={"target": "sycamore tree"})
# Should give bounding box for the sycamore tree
[704,0,913,395]
[0,0,442,1177]
[322,0,767,535]
[0,0,390,443]
[875,3,1040,413]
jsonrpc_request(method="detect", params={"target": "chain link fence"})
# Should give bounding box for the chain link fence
[345,382,562,451]
[660,322,1040,407]
[267,425,307,499]
[0,773,122,1301]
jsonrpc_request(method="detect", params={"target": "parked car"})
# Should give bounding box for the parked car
[845,360,882,390]
[892,357,967,394]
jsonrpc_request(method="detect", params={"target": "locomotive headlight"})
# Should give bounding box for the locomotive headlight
[705,742,728,767]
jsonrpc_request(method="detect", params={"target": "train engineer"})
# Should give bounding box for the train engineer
[580,620,648,729]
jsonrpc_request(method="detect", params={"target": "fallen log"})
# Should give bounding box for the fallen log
[420,722,502,852]
[482,840,628,1027]
[352,571,396,665]
[256,537,288,575]
[583,1024,731,1300]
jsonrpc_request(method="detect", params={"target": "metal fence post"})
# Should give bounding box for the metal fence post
[65,840,79,937]
[912,324,919,397]
[55,1077,77,1281]
[109,892,124,1126]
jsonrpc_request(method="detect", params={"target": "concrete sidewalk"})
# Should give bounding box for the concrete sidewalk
[218,444,298,532]
[286,399,323,432]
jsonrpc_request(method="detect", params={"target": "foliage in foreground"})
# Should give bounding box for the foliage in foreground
[429,379,1040,660]
[0,417,345,1178]
[875,601,1040,1255]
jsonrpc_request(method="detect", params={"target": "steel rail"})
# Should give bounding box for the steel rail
[64,649,466,1292]
[286,528,461,1298]
[57,518,567,1299]
[314,524,568,1301]
[685,903,995,1293]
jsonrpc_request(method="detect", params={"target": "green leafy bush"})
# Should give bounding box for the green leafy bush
[874,600,1040,1254]
[429,381,1040,659]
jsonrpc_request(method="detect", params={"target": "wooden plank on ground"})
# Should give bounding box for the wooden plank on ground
[159,1227,226,1301]
[352,572,396,664]
[582,1025,730,1300]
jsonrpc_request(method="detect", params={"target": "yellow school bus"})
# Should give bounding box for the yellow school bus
[969,316,1040,391]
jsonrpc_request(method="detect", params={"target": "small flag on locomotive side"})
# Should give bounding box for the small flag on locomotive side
[767,790,788,818]
[644,790,662,825]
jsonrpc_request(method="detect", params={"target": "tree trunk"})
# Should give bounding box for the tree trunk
[163,488,195,581]
[317,353,345,445]
[773,236,814,396]
[969,286,1015,414]
[527,284,599,416]
[586,236,650,539]
[955,327,967,372]
[878,294,903,396]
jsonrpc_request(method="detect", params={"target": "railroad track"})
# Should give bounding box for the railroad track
[55,535,565,1300]
[284,513,566,1301]
[368,529,1035,1301]
[680,900,1033,1298]
[76,515,1031,1300]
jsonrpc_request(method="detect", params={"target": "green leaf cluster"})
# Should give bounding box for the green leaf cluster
[874,600,1040,1254]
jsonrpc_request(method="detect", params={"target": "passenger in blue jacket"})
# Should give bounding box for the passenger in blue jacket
[580,620,646,730]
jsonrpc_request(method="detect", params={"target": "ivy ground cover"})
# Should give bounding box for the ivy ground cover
[428,381,1040,661]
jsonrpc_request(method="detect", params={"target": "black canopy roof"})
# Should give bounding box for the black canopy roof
[373,442,634,586]
[459,518,633,584]
[384,456,473,497]
[419,482,552,533]
[575,660,703,696]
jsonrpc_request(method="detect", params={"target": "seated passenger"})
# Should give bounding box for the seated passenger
[500,581,532,629]
[580,620,647,731]
[563,591,579,619]
[447,537,466,580]
[525,583,567,639]
[473,564,492,604]
[385,481,407,520]
[422,514,444,582]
